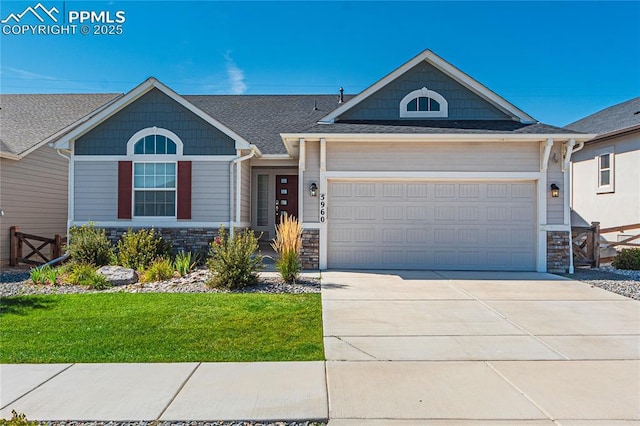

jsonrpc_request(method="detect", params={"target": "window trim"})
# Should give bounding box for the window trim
[596,147,615,194]
[126,127,184,156]
[399,87,449,118]
[132,161,178,219]
[127,127,184,219]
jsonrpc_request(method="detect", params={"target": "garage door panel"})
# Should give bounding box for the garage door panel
[328,181,536,271]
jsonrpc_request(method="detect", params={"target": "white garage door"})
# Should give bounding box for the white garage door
[327,181,536,271]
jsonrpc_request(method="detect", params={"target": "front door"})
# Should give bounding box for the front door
[275,175,298,221]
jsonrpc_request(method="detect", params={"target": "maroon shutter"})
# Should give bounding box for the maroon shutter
[118,161,133,219]
[177,161,192,220]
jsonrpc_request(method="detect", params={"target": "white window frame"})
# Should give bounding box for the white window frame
[596,147,614,194]
[127,127,184,218]
[399,87,449,118]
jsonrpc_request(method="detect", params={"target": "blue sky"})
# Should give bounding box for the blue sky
[1,1,639,126]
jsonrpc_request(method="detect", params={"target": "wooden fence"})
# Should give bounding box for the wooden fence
[9,226,66,266]
[572,222,640,268]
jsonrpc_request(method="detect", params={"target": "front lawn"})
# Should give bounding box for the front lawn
[0,293,323,363]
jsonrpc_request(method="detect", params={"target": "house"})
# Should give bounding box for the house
[9,49,589,273]
[568,97,640,244]
[0,93,121,264]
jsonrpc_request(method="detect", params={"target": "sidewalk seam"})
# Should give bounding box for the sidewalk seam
[155,362,201,421]
[434,272,571,360]
[1,363,75,410]
[485,361,557,423]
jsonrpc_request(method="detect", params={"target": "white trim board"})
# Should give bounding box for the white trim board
[324,171,542,180]
[73,155,238,162]
[72,221,237,228]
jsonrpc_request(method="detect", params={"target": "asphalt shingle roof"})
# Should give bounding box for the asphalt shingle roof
[302,120,576,135]
[1,92,580,157]
[0,93,121,155]
[566,97,640,135]
[185,95,352,154]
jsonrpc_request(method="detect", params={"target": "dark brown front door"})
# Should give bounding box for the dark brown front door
[275,175,298,221]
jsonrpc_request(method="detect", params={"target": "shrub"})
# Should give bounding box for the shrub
[67,223,114,266]
[65,263,111,289]
[612,248,640,270]
[174,251,198,276]
[116,228,172,271]
[0,411,38,426]
[142,257,175,282]
[207,226,263,289]
[271,213,303,283]
[45,266,59,285]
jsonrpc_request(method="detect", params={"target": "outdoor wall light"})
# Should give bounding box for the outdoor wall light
[550,183,560,198]
[309,182,318,197]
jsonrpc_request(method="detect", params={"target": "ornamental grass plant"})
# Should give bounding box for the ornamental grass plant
[271,213,303,283]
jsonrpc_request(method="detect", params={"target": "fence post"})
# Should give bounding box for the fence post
[592,222,600,268]
[9,226,19,266]
[53,234,62,259]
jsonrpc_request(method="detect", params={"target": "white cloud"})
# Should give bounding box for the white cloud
[2,66,56,80]
[224,52,247,94]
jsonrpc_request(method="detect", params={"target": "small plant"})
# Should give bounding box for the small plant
[612,248,640,270]
[0,411,39,426]
[45,266,59,285]
[207,226,263,289]
[116,228,172,271]
[64,263,111,289]
[142,257,175,282]
[174,251,199,276]
[30,266,47,285]
[67,223,114,266]
[271,213,303,283]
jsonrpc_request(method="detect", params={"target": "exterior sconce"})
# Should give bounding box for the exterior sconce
[550,183,560,198]
[309,182,318,197]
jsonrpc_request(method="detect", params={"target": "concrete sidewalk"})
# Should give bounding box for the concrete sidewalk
[1,362,328,422]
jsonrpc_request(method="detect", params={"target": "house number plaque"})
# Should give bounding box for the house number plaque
[319,193,326,223]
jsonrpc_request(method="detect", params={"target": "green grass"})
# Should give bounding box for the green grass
[0,293,323,363]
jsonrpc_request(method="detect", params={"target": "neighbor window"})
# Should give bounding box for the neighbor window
[133,163,176,216]
[597,149,614,193]
[400,87,448,118]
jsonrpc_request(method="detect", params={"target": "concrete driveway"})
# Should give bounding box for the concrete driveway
[322,270,640,424]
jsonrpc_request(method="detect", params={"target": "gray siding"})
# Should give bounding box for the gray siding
[241,160,251,223]
[303,141,320,222]
[327,142,540,172]
[340,60,512,121]
[75,89,236,156]
[0,145,68,263]
[192,162,230,222]
[74,162,117,221]
[546,143,564,225]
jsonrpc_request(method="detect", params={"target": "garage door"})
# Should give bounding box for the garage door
[327,181,536,271]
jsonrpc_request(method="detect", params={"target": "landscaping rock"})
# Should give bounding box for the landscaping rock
[96,266,138,286]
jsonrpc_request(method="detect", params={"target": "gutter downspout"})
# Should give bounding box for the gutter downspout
[563,139,584,274]
[229,148,256,237]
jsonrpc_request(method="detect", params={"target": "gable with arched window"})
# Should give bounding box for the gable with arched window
[118,127,191,220]
[399,87,448,118]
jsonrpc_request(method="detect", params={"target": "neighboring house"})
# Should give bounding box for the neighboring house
[0,94,121,264]
[568,97,640,243]
[4,49,592,272]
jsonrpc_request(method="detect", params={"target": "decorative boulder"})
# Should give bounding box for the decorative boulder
[97,266,138,286]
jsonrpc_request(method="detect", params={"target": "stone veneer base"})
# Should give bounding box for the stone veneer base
[300,229,320,270]
[547,231,571,273]
[103,227,222,255]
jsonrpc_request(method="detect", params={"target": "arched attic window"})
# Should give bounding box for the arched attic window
[118,127,191,220]
[399,87,448,118]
